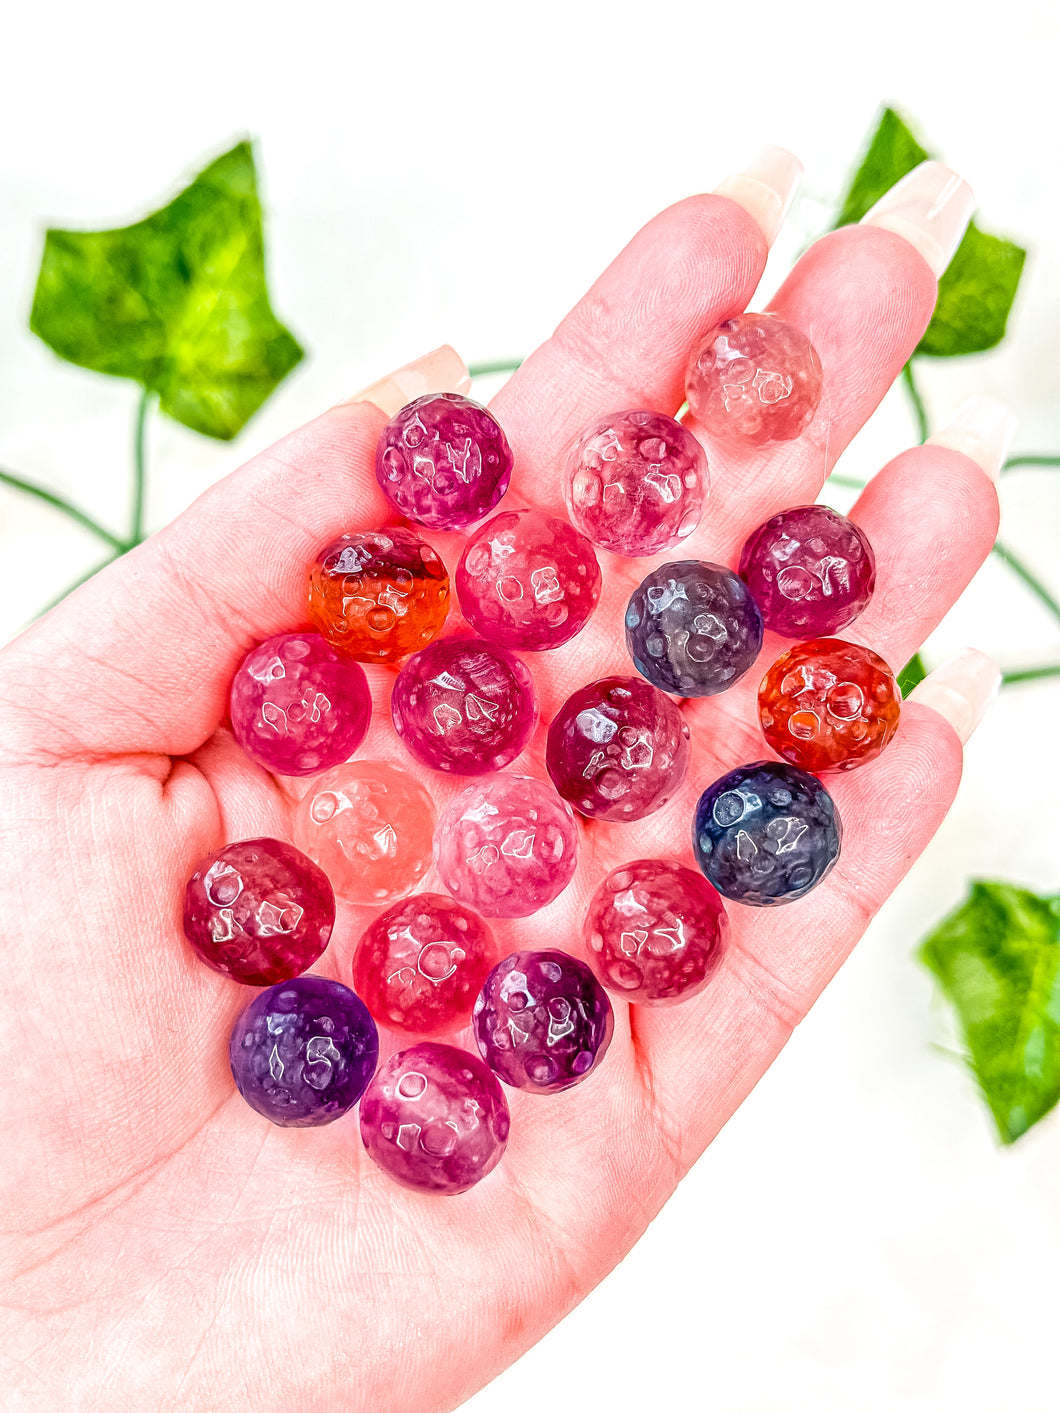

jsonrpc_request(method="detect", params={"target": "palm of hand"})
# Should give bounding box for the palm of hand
[0,195,996,1411]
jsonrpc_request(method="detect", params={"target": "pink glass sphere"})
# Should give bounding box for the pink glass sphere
[293,760,436,904]
[229,632,371,777]
[685,311,823,445]
[183,837,334,986]
[563,408,707,556]
[359,1042,510,1195]
[434,774,579,919]
[456,509,602,651]
[353,893,499,1037]
[583,858,729,1005]
[391,637,537,775]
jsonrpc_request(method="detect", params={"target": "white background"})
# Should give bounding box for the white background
[3,1,1060,1408]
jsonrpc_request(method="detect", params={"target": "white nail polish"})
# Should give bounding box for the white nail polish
[714,146,803,246]
[860,161,975,278]
[926,395,1017,483]
[342,345,471,416]
[908,647,1001,744]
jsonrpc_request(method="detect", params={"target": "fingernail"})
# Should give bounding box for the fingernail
[926,395,1016,483]
[714,146,802,246]
[908,647,1001,744]
[342,345,471,416]
[860,161,975,278]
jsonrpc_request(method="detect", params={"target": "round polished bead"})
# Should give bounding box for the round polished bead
[391,637,537,775]
[308,528,450,663]
[685,311,823,445]
[353,893,499,1037]
[359,1042,510,1195]
[625,560,763,697]
[456,509,602,651]
[563,408,707,556]
[183,837,334,986]
[758,638,900,772]
[229,632,371,776]
[546,675,690,822]
[434,774,578,919]
[229,975,378,1127]
[375,393,514,530]
[472,949,614,1093]
[293,760,436,904]
[583,858,729,1005]
[739,505,875,638]
[693,761,842,906]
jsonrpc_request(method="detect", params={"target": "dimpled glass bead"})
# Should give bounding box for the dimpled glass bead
[375,392,514,530]
[294,760,436,904]
[359,1042,510,1195]
[563,409,707,556]
[391,637,537,775]
[308,528,449,662]
[229,975,378,1127]
[583,859,729,1005]
[434,774,578,919]
[472,949,614,1094]
[456,509,602,651]
[685,311,823,445]
[353,894,499,1037]
[739,505,875,638]
[546,676,690,822]
[229,632,371,776]
[625,560,764,697]
[183,838,334,986]
[759,638,900,772]
[693,761,842,906]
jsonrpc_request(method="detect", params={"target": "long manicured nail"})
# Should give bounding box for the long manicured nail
[926,395,1016,483]
[908,647,1001,744]
[343,345,471,416]
[860,161,975,277]
[714,146,802,246]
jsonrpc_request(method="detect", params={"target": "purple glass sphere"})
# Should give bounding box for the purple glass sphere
[545,675,690,822]
[456,509,602,651]
[472,949,614,1093]
[583,858,729,1005]
[375,393,514,530]
[692,761,842,905]
[738,504,876,638]
[229,974,379,1127]
[183,837,334,986]
[563,408,708,556]
[229,632,371,776]
[359,1042,510,1195]
[391,636,537,774]
[624,560,763,697]
[434,774,579,918]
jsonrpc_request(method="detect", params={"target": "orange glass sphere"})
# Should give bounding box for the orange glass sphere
[758,638,900,772]
[308,528,450,663]
[293,760,437,904]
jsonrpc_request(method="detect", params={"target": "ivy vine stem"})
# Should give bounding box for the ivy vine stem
[130,387,151,547]
[0,466,126,553]
[1003,453,1060,473]
[467,358,523,379]
[1002,664,1060,685]
[902,360,931,443]
[992,539,1060,625]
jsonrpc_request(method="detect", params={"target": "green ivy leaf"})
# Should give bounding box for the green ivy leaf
[30,141,303,440]
[919,882,1060,1143]
[897,652,927,696]
[835,107,1026,360]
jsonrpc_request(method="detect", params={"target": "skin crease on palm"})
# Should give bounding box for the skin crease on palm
[0,152,1004,1411]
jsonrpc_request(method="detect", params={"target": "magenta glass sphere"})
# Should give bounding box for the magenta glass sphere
[229,632,371,776]
[456,509,602,651]
[352,893,499,1037]
[391,637,537,774]
[738,504,876,638]
[472,949,614,1093]
[375,393,514,530]
[359,1042,510,1195]
[685,311,823,445]
[545,675,690,822]
[434,774,579,918]
[564,408,707,556]
[583,858,729,1005]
